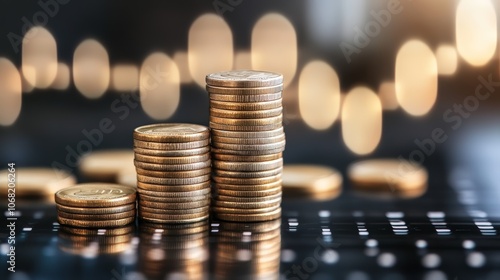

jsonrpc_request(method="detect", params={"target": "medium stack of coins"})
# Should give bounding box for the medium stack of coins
[206,70,285,222]
[133,123,211,223]
[55,183,136,228]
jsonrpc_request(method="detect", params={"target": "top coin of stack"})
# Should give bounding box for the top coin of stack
[55,183,136,228]
[133,123,211,223]
[206,70,285,222]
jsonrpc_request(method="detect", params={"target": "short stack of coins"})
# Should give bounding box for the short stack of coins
[133,123,211,223]
[55,183,136,228]
[206,70,285,222]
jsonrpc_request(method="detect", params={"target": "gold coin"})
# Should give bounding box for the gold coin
[140,214,208,224]
[57,203,135,214]
[59,225,135,236]
[212,197,281,209]
[134,146,210,157]
[209,122,282,132]
[58,209,136,220]
[216,192,281,203]
[212,140,286,151]
[212,153,282,162]
[206,84,282,94]
[139,199,209,210]
[57,216,135,228]
[210,92,282,102]
[215,180,282,191]
[214,207,281,222]
[134,123,209,142]
[212,174,281,185]
[206,70,283,88]
[134,153,210,164]
[347,159,428,191]
[216,187,282,197]
[210,127,283,138]
[211,134,285,145]
[55,183,136,207]
[135,167,211,178]
[140,206,209,215]
[137,187,210,198]
[282,165,343,195]
[134,139,208,150]
[134,160,211,171]
[213,158,283,172]
[0,167,76,199]
[78,150,134,181]
[139,209,208,220]
[213,167,283,178]
[139,193,210,203]
[137,181,211,192]
[210,99,282,111]
[210,115,283,126]
[210,107,282,119]
[137,174,210,185]
[211,147,285,156]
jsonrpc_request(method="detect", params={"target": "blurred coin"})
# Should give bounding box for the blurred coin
[116,167,137,188]
[57,203,135,215]
[57,216,135,228]
[0,167,76,200]
[57,209,136,220]
[214,208,281,222]
[282,165,342,196]
[134,139,208,150]
[134,146,210,157]
[134,153,210,164]
[347,159,428,191]
[55,183,136,207]
[137,174,210,185]
[134,123,209,142]
[79,149,134,181]
[206,70,283,88]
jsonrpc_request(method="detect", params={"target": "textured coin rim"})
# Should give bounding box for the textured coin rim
[216,186,282,197]
[212,153,282,162]
[57,216,135,228]
[137,174,211,185]
[134,153,210,164]
[205,70,283,88]
[206,84,283,94]
[214,208,281,222]
[139,199,210,209]
[210,115,283,126]
[135,167,211,178]
[213,167,283,178]
[137,181,211,192]
[134,146,210,157]
[56,203,136,214]
[210,127,284,138]
[55,184,136,208]
[133,123,209,142]
[134,160,211,171]
[137,187,210,198]
[209,92,282,102]
[209,122,283,132]
[57,209,136,220]
[209,99,282,111]
[213,158,283,172]
[212,174,281,185]
[133,139,208,150]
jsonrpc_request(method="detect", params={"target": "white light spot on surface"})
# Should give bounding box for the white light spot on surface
[377,252,396,268]
[467,252,486,268]
[422,253,441,268]
[281,249,296,262]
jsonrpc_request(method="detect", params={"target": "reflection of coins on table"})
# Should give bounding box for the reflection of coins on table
[347,159,428,191]
[133,123,211,223]
[0,167,76,201]
[58,225,134,255]
[55,183,136,228]
[282,165,343,200]
[78,149,134,182]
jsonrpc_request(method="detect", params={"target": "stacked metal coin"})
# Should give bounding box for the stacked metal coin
[133,123,211,223]
[55,183,136,228]
[206,70,285,222]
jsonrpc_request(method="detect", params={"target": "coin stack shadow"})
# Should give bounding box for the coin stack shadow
[214,220,281,279]
[206,70,285,222]
[133,123,211,223]
[55,183,136,228]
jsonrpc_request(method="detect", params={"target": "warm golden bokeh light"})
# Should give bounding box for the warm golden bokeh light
[435,45,458,76]
[188,14,233,87]
[21,70,34,93]
[50,63,71,90]
[456,0,497,66]
[395,40,438,116]
[73,39,110,99]
[173,51,192,84]
[252,13,297,87]
[234,51,252,70]
[22,27,58,89]
[298,60,340,130]
[140,52,180,120]
[111,64,139,91]
[378,81,398,110]
[0,58,22,126]
[342,87,382,155]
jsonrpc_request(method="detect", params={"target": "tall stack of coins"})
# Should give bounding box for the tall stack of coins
[133,123,211,223]
[55,183,136,228]
[206,70,285,222]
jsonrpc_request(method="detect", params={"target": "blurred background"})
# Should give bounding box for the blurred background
[0,0,499,183]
